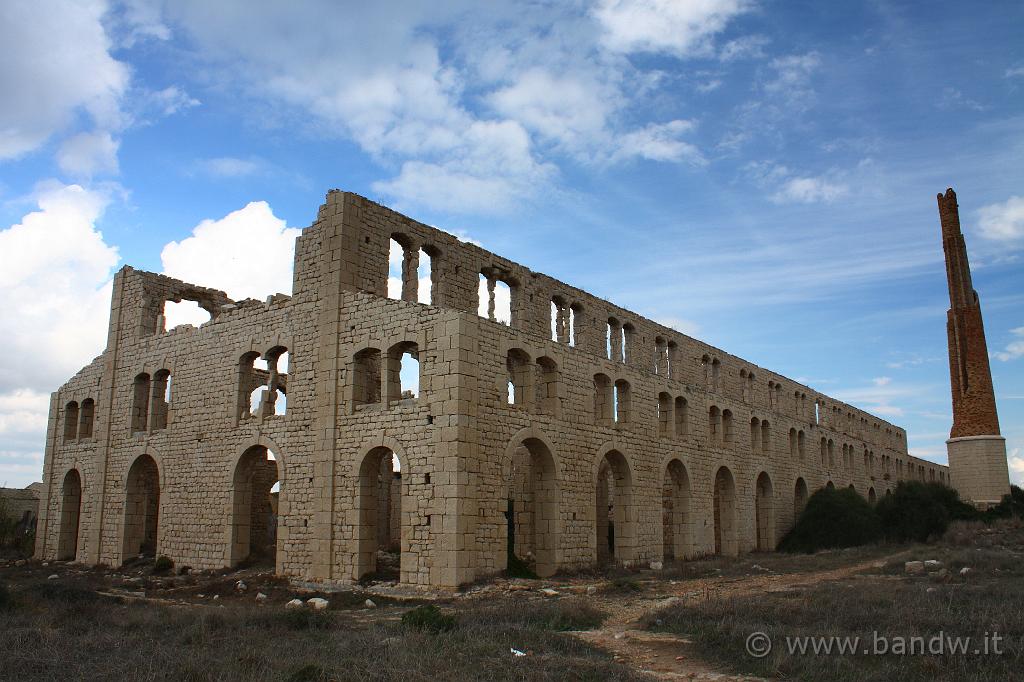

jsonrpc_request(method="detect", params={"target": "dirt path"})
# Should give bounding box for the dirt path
[572,555,897,680]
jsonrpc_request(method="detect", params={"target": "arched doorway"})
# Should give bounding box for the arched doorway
[794,477,808,518]
[596,449,634,564]
[229,445,280,567]
[122,455,160,562]
[506,437,559,577]
[662,459,692,561]
[713,466,737,556]
[755,472,774,551]
[57,469,82,560]
[356,446,403,580]
[825,481,835,490]
[868,487,876,504]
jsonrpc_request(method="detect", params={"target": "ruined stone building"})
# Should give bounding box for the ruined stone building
[35,190,948,587]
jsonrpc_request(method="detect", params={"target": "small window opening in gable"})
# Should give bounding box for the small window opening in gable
[478,271,513,325]
[569,304,580,347]
[613,379,630,423]
[417,246,434,304]
[387,237,404,300]
[506,349,531,407]
[674,396,688,436]
[131,373,150,433]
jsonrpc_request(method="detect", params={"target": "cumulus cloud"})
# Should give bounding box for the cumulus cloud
[56,131,120,177]
[977,196,1024,243]
[1008,448,1024,486]
[0,0,129,160]
[160,201,302,304]
[0,182,119,392]
[196,157,267,178]
[593,0,751,56]
[994,326,1024,362]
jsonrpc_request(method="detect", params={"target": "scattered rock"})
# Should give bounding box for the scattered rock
[42,562,49,567]
[255,592,268,604]
[650,561,663,571]
[904,561,925,575]
[614,632,626,640]
[924,560,943,571]
[934,568,949,579]
[285,599,304,610]
[15,560,26,567]
[47,574,59,580]
[213,595,220,601]
[586,585,598,596]
[926,587,937,593]
[960,567,971,576]
[235,580,247,592]
[364,599,376,608]
[197,594,205,599]
[307,597,329,611]
[539,588,559,597]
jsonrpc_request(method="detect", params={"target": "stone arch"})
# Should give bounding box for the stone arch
[503,431,560,577]
[354,443,408,580]
[228,443,284,568]
[122,454,161,563]
[594,446,636,564]
[713,465,737,556]
[825,480,835,490]
[868,487,876,504]
[662,458,692,561]
[57,468,83,561]
[794,477,808,518]
[755,472,775,551]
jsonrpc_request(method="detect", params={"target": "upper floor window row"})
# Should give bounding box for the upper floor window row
[63,398,96,443]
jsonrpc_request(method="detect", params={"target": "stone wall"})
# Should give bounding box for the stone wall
[35,190,948,588]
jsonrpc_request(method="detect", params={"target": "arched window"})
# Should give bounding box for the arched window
[674,396,688,436]
[606,318,621,361]
[353,348,382,408]
[761,420,771,454]
[708,405,721,443]
[506,349,532,408]
[79,398,95,439]
[622,323,635,364]
[613,379,631,423]
[721,409,734,443]
[658,392,672,435]
[150,369,171,431]
[593,374,613,426]
[534,357,559,416]
[479,270,514,325]
[64,401,79,442]
[387,342,420,403]
[798,430,806,459]
[789,428,798,458]
[750,417,761,452]
[654,337,668,375]
[131,374,151,433]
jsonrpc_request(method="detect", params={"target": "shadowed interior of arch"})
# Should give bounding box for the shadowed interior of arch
[596,450,633,565]
[662,459,692,561]
[505,437,559,577]
[356,447,403,580]
[229,446,280,568]
[122,454,161,562]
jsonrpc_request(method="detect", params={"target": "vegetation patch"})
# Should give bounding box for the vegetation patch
[779,487,882,553]
[401,604,457,633]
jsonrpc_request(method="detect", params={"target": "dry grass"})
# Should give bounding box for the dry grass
[0,576,644,682]
[646,519,1024,681]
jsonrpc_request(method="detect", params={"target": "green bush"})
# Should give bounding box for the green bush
[152,555,174,573]
[984,485,1024,520]
[875,481,977,543]
[401,604,457,633]
[0,582,11,610]
[779,487,882,553]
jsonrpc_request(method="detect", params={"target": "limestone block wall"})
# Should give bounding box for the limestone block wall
[35,188,949,589]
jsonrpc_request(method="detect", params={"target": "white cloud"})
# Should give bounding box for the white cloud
[747,161,848,204]
[719,34,769,61]
[938,87,986,112]
[611,120,706,165]
[1006,66,1024,79]
[995,326,1024,362]
[593,0,751,56]
[56,131,120,177]
[148,86,199,116]
[197,157,267,178]
[977,196,1024,243]
[1008,448,1024,486]
[160,201,302,301]
[763,52,821,106]
[655,317,701,336]
[774,176,848,204]
[0,0,129,160]
[0,182,118,393]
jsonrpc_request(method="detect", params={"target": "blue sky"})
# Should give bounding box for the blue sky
[1,0,1022,489]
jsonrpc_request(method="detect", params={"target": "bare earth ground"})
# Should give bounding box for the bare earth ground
[1,526,1019,681]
